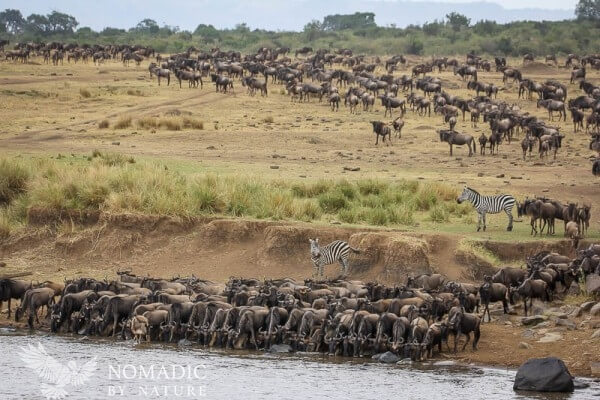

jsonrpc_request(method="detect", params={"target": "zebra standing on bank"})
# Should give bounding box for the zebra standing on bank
[457,186,516,232]
[309,239,360,277]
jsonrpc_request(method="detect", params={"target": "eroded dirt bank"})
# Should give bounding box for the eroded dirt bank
[0,210,584,283]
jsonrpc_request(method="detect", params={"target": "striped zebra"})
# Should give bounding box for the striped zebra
[457,186,516,232]
[309,239,360,277]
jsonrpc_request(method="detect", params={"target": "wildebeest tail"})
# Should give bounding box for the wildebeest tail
[473,138,476,153]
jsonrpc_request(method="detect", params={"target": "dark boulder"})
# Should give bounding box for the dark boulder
[267,344,293,353]
[514,357,574,392]
[372,351,401,363]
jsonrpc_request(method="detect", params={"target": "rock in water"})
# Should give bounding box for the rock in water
[513,357,574,392]
[375,351,400,364]
[267,344,292,353]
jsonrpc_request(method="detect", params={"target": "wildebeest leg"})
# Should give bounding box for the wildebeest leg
[449,143,453,156]
[523,297,528,316]
[453,331,460,353]
[462,332,471,351]
[112,314,119,337]
[482,213,487,231]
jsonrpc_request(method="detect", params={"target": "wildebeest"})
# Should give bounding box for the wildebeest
[371,121,392,145]
[438,130,476,156]
[537,99,566,121]
[479,277,508,322]
[570,67,586,84]
[0,279,32,318]
[211,74,234,93]
[514,273,552,316]
[447,309,480,352]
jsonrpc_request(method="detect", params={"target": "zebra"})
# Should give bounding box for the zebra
[457,186,515,232]
[309,239,360,277]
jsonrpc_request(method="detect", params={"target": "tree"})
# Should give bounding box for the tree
[422,20,443,36]
[134,18,159,34]
[0,9,25,34]
[473,19,498,35]
[26,13,50,35]
[322,12,375,31]
[446,12,470,31]
[576,0,600,20]
[406,37,424,55]
[303,19,323,41]
[496,37,513,55]
[194,24,220,41]
[47,11,78,33]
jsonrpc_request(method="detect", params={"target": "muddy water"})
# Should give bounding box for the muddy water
[0,330,596,400]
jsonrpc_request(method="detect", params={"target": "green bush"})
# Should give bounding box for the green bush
[318,190,348,213]
[0,159,30,205]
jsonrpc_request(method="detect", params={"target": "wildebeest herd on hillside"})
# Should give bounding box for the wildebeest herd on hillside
[1,243,598,361]
[2,41,600,175]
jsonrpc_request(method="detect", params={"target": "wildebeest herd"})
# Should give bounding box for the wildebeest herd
[2,42,600,175]
[1,242,598,362]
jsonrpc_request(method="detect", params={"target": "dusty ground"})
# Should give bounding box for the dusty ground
[1,56,599,377]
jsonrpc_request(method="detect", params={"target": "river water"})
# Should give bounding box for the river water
[0,329,597,400]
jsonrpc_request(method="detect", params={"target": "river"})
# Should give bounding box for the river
[0,329,597,400]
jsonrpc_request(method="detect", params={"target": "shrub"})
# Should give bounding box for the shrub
[414,185,438,211]
[357,179,386,196]
[114,116,132,129]
[182,118,204,130]
[366,207,388,226]
[291,181,329,198]
[137,117,158,130]
[293,199,322,221]
[0,159,30,205]
[158,118,182,131]
[429,204,450,223]
[98,119,110,129]
[318,190,348,213]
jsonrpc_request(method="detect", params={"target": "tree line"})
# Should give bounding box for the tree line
[2,2,600,56]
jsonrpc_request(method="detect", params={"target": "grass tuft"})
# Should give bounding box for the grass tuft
[98,119,109,129]
[0,158,30,205]
[114,116,132,129]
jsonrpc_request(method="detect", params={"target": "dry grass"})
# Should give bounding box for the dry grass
[182,117,204,130]
[136,117,158,130]
[134,116,204,131]
[113,116,132,129]
[98,119,110,129]
[126,89,144,96]
[263,116,274,123]
[158,118,182,131]
[0,156,473,229]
